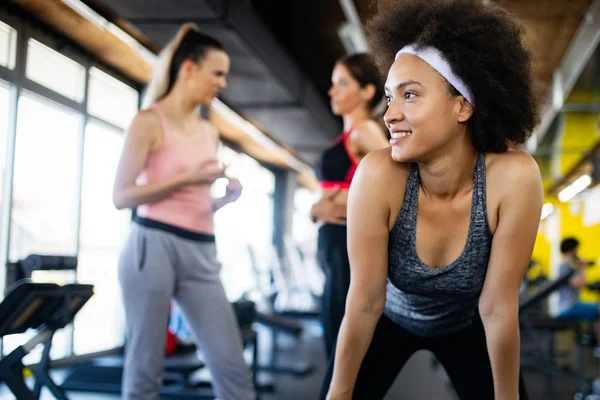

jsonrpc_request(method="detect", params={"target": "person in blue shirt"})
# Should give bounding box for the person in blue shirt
[557,237,600,355]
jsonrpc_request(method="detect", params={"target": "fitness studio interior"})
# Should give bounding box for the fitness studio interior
[1,0,600,399]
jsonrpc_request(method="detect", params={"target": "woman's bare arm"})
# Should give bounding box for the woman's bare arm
[112,110,224,210]
[327,150,393,398]
[478,153,543,400]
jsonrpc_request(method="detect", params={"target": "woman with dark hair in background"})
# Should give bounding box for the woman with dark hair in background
[322,0,543,399]
[311,52,389,359]
[113,24,255,400]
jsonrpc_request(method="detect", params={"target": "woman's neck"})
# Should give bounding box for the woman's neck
[342,106,370,132]
[418,135,478,200]
[159,87,201,121]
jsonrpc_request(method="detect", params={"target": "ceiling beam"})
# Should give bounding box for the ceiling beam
[548,140,600,195]
[562,102,600,112]
[7,0,319,187]
[527,0,600,153]
[337,0,368,53]
[10,0,153,82]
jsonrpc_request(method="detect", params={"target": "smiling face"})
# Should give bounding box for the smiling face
[383,54,473,162]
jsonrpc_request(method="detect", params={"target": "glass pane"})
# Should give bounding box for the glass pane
[74,120,129,354]
[26,39,86,102]
[292,188,323,297]
[0,20,17,69]
[0,81,10,235]
[9,93,80,262]
[88,67,139,129]
[292,188,320,246]
[214,148,275,301]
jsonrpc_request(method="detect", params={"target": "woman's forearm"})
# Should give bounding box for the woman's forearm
[212,196,229,212]
[328,308,381,397]
[113,174,188,210]
[482,311,520,400]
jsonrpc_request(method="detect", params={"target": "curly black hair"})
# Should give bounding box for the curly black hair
[365,0,539,153]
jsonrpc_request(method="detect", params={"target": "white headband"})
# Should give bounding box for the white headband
[395,44,474,105]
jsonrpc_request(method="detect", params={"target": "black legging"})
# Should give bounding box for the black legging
[317,224,351,358]
[319,313,529,400]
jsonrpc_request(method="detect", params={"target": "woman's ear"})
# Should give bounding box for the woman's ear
[179,58,196,81]
[457,97,474,123]
[361,83,376,105]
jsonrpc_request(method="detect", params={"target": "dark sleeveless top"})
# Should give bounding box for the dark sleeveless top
[384,153,492,337]
[315,129,359,189]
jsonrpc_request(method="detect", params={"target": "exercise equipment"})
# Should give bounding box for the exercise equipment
[59,300,262,399]
[254,312,314,378]
[0,280,93,400]
[5,254,78,292]
[270,239,321,318]
[242,245,316,378]
[519,268,600,398]
[519,268,575,311]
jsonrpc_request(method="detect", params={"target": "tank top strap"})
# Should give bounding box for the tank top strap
[407,163,421,203]
[398,163,421,232]
[332,126,353,146]
[151,103,173,141]
[472,152,488,227]
[342,126,361,166]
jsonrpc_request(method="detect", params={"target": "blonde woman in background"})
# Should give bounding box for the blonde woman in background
[112,24,255,400]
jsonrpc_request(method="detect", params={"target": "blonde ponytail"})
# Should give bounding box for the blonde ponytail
[141,23,200,109]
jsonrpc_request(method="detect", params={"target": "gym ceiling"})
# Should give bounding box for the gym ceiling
[6,0,600,193]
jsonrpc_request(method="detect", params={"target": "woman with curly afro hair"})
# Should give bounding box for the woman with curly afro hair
[321,1,542,399]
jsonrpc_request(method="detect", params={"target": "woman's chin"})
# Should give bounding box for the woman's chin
[391,147,410,163]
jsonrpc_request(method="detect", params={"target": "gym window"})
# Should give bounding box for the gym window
[25,38,86,103]
[9,92,81,261]
[88,67,139,129]
[215,145,275,300]
[0,11,140,360]
[0,80,10,231]
[0,20,16,70]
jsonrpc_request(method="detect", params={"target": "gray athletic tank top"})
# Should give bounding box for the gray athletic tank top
[384,153,492,337]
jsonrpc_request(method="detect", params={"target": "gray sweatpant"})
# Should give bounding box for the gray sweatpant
[118,223,256,400]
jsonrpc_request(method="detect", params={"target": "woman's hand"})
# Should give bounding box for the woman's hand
[311,189,347,225]
[184,159,226,185]
[212,177,243,212]
[223,178,243,203]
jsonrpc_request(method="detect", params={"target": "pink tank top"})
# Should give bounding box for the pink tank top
[136,104,218,234]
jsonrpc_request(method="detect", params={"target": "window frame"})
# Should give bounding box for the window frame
[0,6,142,358]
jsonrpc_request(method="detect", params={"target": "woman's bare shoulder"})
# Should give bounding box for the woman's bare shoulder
[352,148,411,224]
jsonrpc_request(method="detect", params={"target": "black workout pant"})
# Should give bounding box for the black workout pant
[317,224,351,359]
[319,313,529,400]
